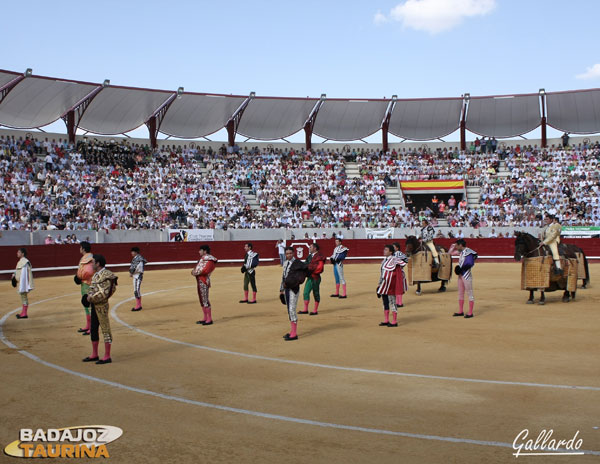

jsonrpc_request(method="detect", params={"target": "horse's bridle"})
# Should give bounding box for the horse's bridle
[525,245,543,256]
[521,243,547,257]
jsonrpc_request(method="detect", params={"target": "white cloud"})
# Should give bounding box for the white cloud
[376,0,496,34]
[373,10,388,25]
[576,63,600,80]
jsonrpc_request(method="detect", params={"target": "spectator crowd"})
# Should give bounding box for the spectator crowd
[1,134,598,233]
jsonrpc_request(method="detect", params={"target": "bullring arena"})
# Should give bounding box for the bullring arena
[2,47,600,461]
[1,238,599,463]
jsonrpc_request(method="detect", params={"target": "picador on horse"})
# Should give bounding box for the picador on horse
[542,214,564,275]
[514,213,590,305]
[404,219,451,295]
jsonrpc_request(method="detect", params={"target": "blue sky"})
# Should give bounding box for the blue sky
[3,0,599,142]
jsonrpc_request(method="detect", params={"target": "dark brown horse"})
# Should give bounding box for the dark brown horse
[513,232,584,304]
[404,236,448,295]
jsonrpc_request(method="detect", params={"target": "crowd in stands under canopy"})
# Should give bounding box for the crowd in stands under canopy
[0,134,598,234]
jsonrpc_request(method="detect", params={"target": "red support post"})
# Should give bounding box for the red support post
[303,95,325,153]
[541,117,547,148]
[304,125,312,151]
[225,92,254,147]
[66,110,76,144]
[60,84,105,145]
[227,120,236,147]
[145,91,179,149]
[460,97,468,151]
[540,92,547,148]
[382,123,389,153]
[381,96,396,154]
[147,116,158,149]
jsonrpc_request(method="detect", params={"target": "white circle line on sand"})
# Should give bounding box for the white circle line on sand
[2,297,600,455]
[111,287,600,392]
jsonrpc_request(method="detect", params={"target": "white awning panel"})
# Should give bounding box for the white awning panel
[547,90,600,134]
[313,100,389,141]
[78,87,173,135]
[0,77,98,129]
[389,98,462,140]
[160,94,245,138]
[466,94,540,137]
[2,68,600,140]
[236,98,317,140]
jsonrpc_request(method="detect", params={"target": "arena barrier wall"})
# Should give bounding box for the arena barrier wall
[1,227,547,246]
[1,238,598,279]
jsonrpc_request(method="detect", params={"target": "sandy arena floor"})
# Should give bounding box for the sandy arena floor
[1,263,599,463]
